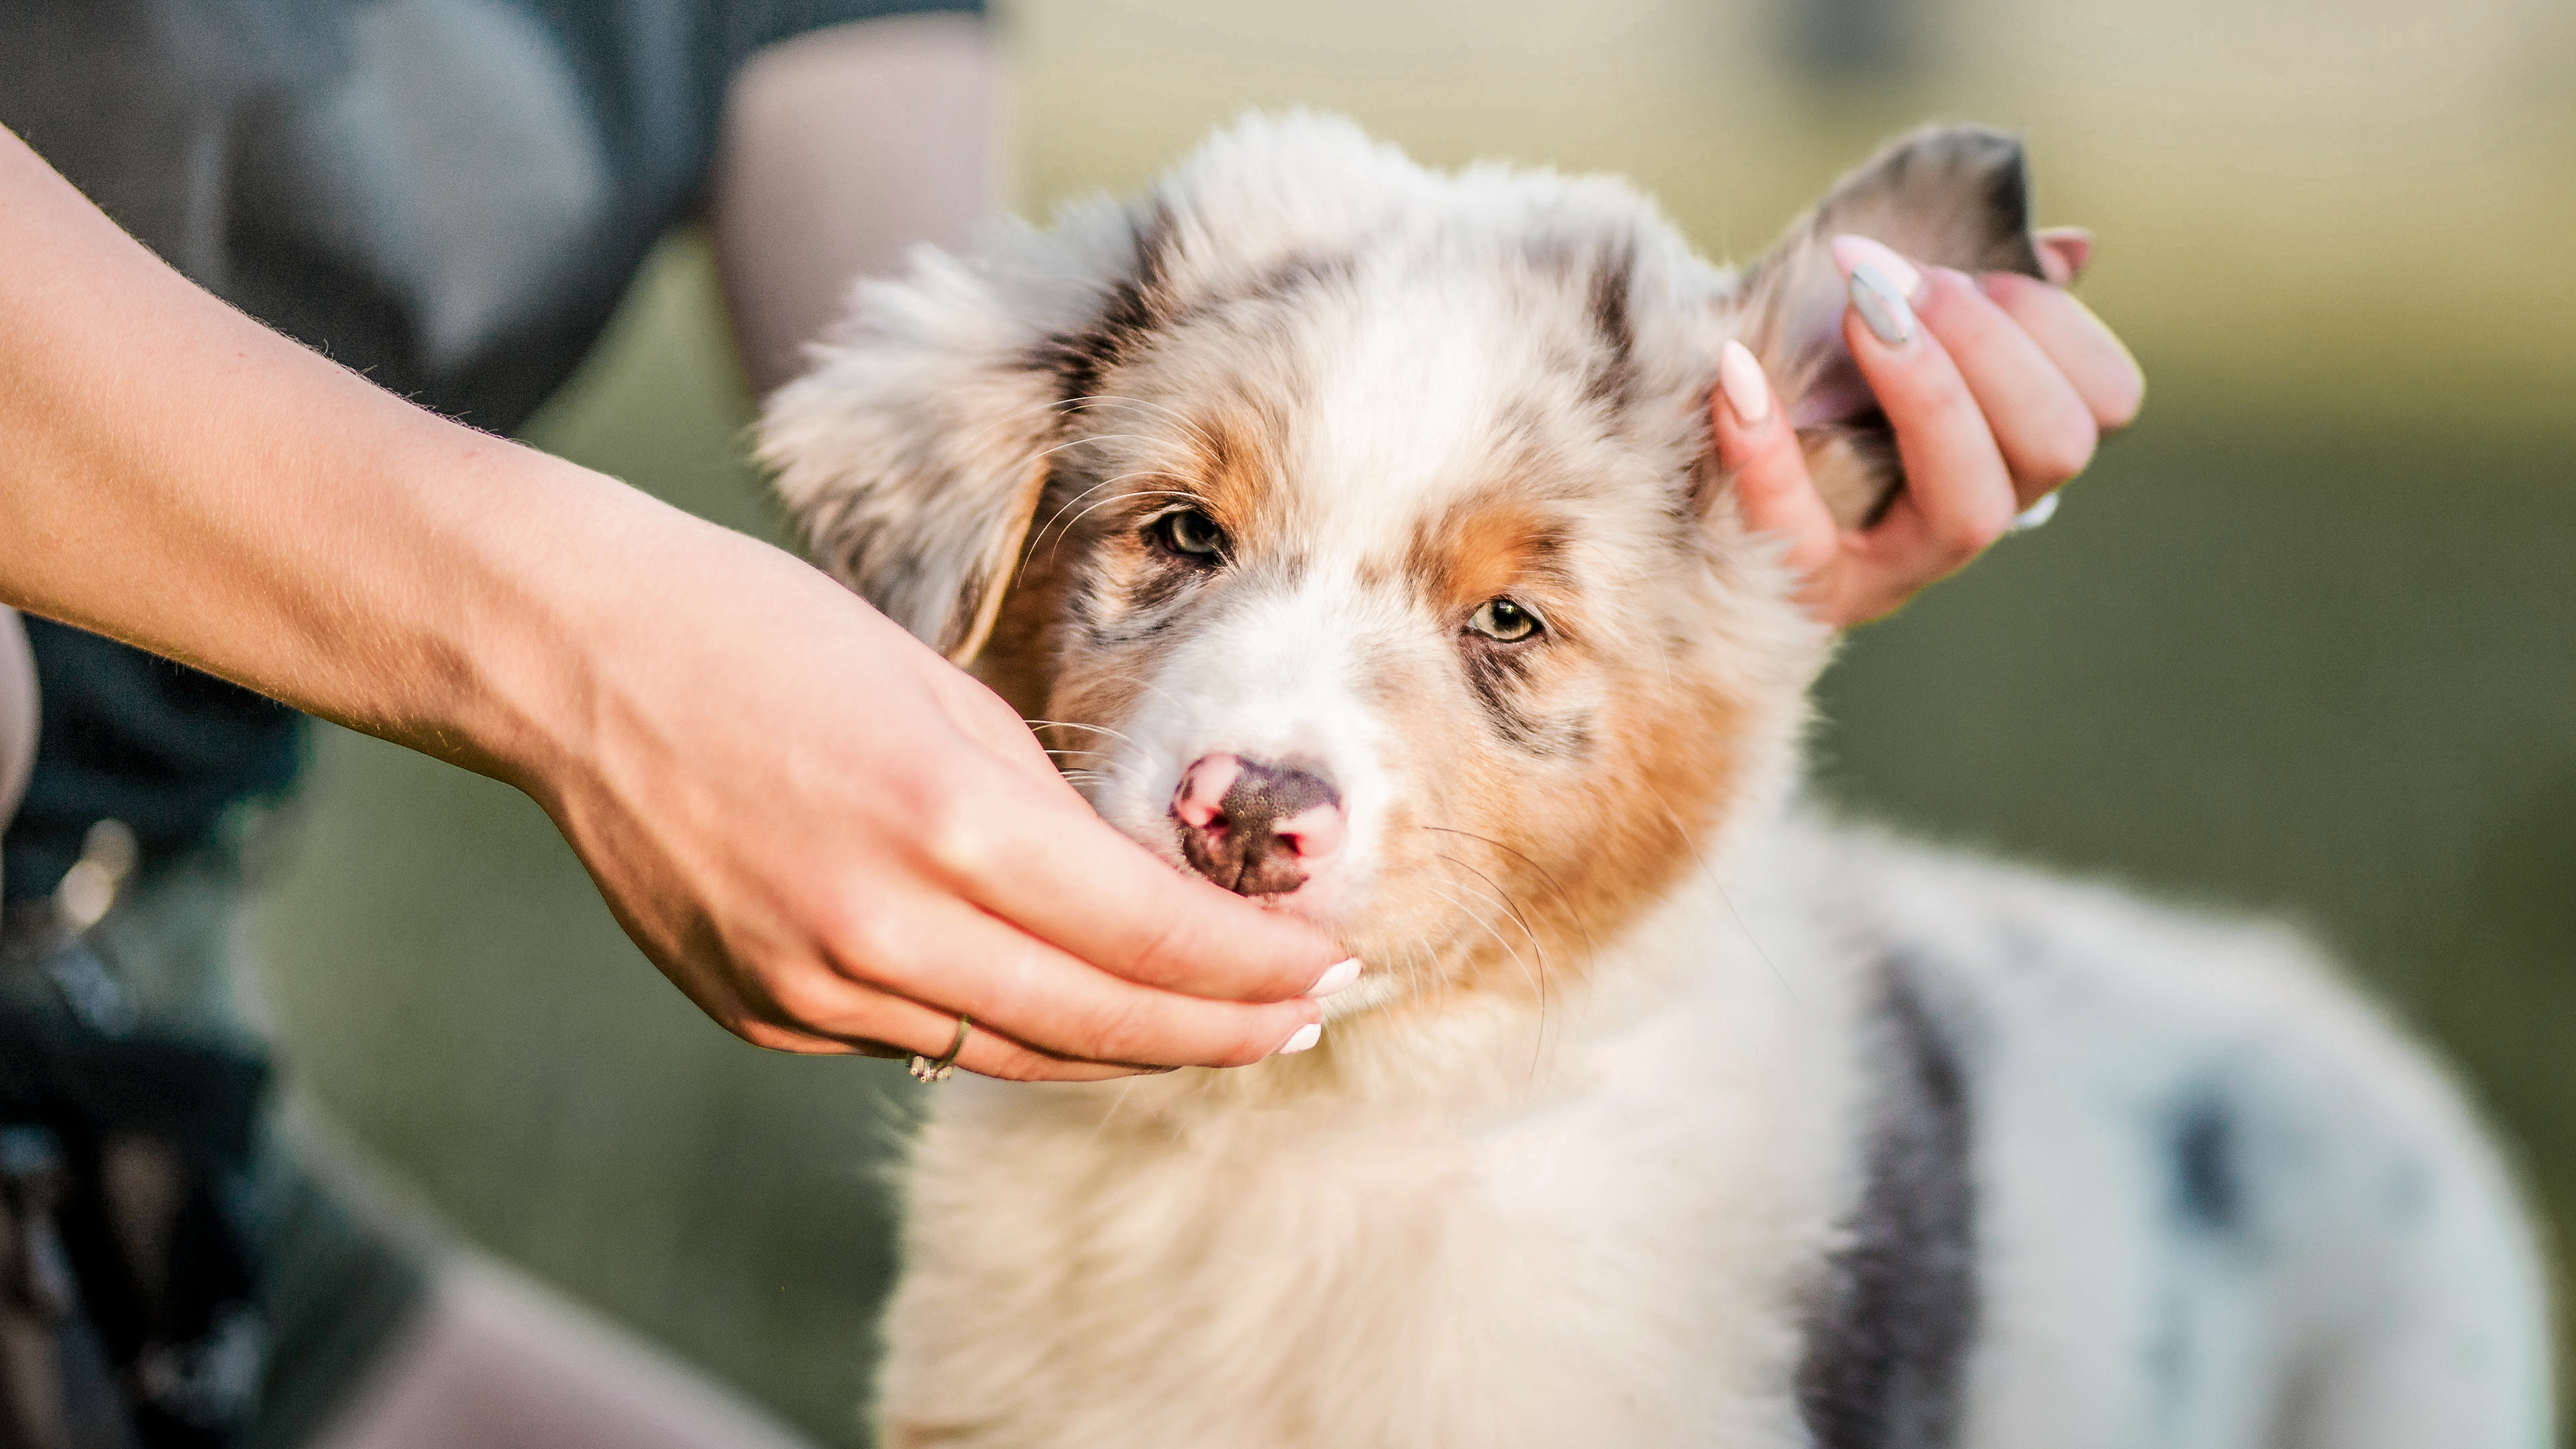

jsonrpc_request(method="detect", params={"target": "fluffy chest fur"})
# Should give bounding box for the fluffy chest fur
[879,873,1872,1449]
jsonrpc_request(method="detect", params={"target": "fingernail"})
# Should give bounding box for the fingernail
[1717,340,1771,425]
[1308,957,1362,998]
[1848,264,1919,350]
[1275,1022,1323,1055]
[1829,235,1926,302]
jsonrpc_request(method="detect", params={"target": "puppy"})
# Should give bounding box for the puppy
[761,115,2552,1448]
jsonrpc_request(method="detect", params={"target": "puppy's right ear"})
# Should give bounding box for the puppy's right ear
[761,237,1108,664]
[1731,125,2047,528]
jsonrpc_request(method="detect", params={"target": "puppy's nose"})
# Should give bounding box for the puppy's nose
[1170,753,1345,897]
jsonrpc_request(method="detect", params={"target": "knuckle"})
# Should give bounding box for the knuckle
[762,964,853,1032]
[820,902,902,983]
[1083,995,1170,1066]
[918,802,996,883]
[1120,916,1192,990]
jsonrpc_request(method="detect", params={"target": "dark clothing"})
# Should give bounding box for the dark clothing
[0,0,981,902]
[3,623,302,904]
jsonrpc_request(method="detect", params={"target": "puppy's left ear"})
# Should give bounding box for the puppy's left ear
[1731,125,2047,527]
[759,248,1075,664]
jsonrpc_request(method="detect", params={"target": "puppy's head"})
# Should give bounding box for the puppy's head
[765,115,2039,1016]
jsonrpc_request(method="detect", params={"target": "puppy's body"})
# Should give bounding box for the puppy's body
[879,822,2540,1448]
[763,116,2550,1447]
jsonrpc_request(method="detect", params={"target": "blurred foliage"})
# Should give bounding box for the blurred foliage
[254,3,2573,1443]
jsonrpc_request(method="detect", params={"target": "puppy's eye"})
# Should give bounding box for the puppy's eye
[1467,597,1542,643]
[1148,507,1228,563]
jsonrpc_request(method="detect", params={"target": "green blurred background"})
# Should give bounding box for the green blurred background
[251,0,2576,1440]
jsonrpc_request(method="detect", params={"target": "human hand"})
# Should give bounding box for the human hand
[0,125,1339,1082]
[517,519,1348,1081]
[1713,229,2143,626]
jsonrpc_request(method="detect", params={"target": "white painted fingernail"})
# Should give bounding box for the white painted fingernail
[2010,492,2060,531]
[1829,234,1926,301]
[1308,958,1362,997]
[1848,264,1919,350]
[1275,1022,1323,1055]
[1717,340,1772,425]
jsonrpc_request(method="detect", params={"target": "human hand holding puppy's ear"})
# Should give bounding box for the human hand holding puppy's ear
[1714,229,2141,625]
[1712,125,2143,626]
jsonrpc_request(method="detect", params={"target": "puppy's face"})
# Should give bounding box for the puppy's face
[765,116,2041,1013]
[983,252,1781,1008]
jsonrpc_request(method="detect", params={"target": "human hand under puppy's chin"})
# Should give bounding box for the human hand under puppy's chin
[506,519,1344,1081]
[1713,227,2144,627]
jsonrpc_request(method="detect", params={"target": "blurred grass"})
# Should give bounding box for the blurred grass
[254,3,2575,1442]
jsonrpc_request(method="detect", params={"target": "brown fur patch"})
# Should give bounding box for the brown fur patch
[1403,496,1574,626]
[1378,669,1747,1016]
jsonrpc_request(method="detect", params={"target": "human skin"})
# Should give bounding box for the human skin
[0,61,2136,1079]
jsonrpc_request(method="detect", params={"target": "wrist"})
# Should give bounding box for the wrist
[386,442,789,800]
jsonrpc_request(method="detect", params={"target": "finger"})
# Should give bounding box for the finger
[1913,267,2100,506]
[1978,271,2145,433]
[1711,340,1838,582]
[1832,245,2020,578]
[809,877,1322,1067]
[729,983,1174,1081]
[914,751,1350,1004]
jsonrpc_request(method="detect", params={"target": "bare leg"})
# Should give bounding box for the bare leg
[309,1257,818,1449]
[711,12,1006,398]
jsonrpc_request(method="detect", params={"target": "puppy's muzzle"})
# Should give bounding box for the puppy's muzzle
[1170,754,1345,897]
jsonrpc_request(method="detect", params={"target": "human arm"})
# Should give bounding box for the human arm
[1715,229,2145,625]
[0,126,1340,1079]
[712,13,1004,398]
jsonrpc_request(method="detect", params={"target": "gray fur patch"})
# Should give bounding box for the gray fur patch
[1796,956,1978,1448]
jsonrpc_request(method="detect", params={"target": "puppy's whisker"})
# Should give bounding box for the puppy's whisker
[1432,853,1547,965]
[1433,857,1554,1079]
[1030,476,1133,554]
[1057,393,1223,455]
[1424,881,1522,985]
[1653,800,1797,1007]
[1045,488,1203,559]
[1022,431,1167,472]
[1424,877,1544,1004]
[1022,718,1135,745]
[1418,824,1601,976]
[1032,476,1198,557]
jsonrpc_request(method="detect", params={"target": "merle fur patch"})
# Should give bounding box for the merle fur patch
[1796,956,1978,1449]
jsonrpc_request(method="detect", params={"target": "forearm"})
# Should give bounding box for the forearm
[0,125,729,790]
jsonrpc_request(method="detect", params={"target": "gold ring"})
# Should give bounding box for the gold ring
[909,1016,971,1083]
